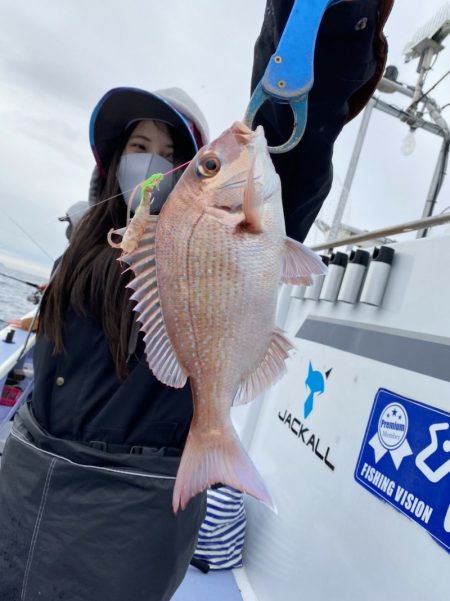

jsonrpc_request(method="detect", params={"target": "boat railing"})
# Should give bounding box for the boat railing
[311,210,450,252]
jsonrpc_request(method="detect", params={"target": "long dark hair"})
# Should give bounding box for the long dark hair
[39,123,191,378]
[39,131,135,377]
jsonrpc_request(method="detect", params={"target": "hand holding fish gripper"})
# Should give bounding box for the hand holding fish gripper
[244,0,345,153]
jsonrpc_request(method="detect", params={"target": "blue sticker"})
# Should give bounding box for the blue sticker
[304,362,326,419]
[354,389,450,553]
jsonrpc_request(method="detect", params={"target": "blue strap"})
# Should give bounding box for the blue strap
[244,0,344,153]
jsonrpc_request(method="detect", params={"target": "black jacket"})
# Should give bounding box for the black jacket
[31,309,193,450]
[251,0,394,242]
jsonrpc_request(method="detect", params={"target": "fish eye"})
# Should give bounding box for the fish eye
[196,153,221,178]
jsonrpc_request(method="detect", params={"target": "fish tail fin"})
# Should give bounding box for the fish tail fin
[172,424,274,514]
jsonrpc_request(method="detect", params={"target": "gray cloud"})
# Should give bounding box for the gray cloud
[0,0,449,273]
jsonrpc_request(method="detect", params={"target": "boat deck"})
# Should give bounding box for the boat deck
[173,566,243,600]
[0,325,36,456]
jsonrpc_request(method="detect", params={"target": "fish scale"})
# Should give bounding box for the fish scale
[160,212,278,399]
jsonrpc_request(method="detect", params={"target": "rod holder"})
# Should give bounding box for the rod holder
[303,255,330,300]
[4,329,15,344]
[319,252,348,302]
[291,285,306,300]
[359,246,395,306]
[338,249,370,304]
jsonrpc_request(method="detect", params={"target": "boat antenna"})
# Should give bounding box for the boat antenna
[327,3,450,243]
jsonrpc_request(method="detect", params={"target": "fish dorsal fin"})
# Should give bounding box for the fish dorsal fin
[281,237,327,286]
[233,328,295,406]
[112,215,187,388]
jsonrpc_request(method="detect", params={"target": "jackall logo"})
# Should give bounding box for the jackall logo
[278,410,335,471]
[277,361,335,470]
[304,362,332,419]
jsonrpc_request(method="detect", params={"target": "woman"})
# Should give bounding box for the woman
[0,87,209,601]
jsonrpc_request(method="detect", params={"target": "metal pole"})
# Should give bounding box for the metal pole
[328,99,375,242]
[372,96,445,136]
[312,211,450,252]
[417,138,450,238]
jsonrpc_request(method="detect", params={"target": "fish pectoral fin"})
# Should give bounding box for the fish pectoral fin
[242,157,263,233]
[120,215,187,388]
[233,328,295,406]
[281,237,327,285]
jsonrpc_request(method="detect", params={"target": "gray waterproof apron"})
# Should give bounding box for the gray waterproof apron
[0,404,206,601]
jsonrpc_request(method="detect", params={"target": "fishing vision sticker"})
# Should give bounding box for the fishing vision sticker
[354,389,450,553]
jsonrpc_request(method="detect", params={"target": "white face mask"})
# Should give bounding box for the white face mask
[116,153,175,213]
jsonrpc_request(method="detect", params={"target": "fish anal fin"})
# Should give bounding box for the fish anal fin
[281,237,327,285]
[233,328,295,406]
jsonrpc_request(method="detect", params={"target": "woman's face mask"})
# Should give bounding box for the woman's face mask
[116,153,175,213]
[117,119,176,213]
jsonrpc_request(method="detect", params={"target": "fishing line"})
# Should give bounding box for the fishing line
[0,206,54,262]
[408,68,450,111]
[2,159,192,284]
[115,159,191,212]
[2,162,193,365]
[162,160,191,177]
[45,160,192,226]
[421,68,450,99]
[126,172,166,224]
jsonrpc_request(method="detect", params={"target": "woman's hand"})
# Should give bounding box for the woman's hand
[7,317,38,331]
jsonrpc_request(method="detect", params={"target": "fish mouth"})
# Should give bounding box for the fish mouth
[215,122,273,203]
[231,121,253,135]
[230,121,263,146]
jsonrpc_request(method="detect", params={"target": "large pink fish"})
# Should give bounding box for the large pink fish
[113,122,326,513]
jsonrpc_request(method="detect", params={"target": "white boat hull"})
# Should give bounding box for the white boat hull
[233,233,450,601]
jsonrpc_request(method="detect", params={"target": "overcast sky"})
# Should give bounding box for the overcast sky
[1,0,449,278]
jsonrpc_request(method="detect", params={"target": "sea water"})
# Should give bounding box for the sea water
[0,267,45,327]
